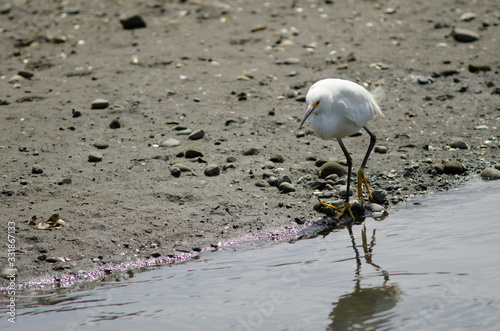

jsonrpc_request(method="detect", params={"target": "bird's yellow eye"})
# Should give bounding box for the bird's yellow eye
[310,100,320,109]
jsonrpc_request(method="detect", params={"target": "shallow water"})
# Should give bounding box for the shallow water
[3,178,500,330]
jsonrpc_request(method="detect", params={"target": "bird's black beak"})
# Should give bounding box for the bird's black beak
[299,104,316,129]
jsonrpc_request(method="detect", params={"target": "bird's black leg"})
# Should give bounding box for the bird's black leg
[318,139,355,220]
[357,126,377,204]
[338,139,352,204]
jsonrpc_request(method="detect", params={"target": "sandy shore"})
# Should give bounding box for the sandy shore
[0,0,499,287]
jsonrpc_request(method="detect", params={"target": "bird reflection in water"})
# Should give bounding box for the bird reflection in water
[328,224,401,330]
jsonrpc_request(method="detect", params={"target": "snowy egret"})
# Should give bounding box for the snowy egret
[299,78,383,220]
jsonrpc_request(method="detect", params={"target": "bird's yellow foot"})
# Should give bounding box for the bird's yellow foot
[357,167,373,205]
[319,200,355,220]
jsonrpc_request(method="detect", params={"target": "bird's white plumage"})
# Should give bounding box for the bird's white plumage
[303,79,383,140]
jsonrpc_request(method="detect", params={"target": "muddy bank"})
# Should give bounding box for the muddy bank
[0,0,499,287]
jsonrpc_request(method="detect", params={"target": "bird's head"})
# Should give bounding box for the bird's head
[299,86,331,129]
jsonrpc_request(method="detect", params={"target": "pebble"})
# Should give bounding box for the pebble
[188,129,205,140]
[365,203,384,212]
[337,185,353,197]
[31,164,43,174]
[58,178,72,185]
[68,8,80,15]
[443,160,465,175]
[17,71,34,79]
[160,139,180,148]
[278,182,296,193]
[417,76,434,84]
[277,175,292,187]
[45,257,60,263]
[8,75,25,84]
[93,140,109,149]
[468,63,491,73]
[109,118,121,129]
[88,151,103,162]
[451,28,479,42]
[371,190,387,204]
[474,125,488,130]
[270,153,284,163]
[176,129,192,135]
[225,118,237,126]
[170,167,181,177]
[449,140,468,149]
[255,181,270,187]
[276,58,300,65]
[243,147,258,156]
[120,15,147,29]
[374,145,388,154]
[459,12,476,22]
[172,163,192,172]
[318,161,346,178]
[0,267,18,279]
[204,164,220,177]
[72,109,82,118]
[480,168,500,180]
[0,3,12,14]
[185,146,203,158]
[91,98,110,109]
[267,176,278,186]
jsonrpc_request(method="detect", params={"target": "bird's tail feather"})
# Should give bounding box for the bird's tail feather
[369,84,384,117]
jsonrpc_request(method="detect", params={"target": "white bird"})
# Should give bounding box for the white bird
[299,78,383,220]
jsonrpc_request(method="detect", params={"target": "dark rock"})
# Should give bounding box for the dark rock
[91,98,109,109]
[88,151,103,162]
[188,129,205,140]
[270,153,284,163]
[170,167,181,178]
[417,76,433,84]
[185,146,203,158]
[267,176,278,186]
[0,3,12,14]
[45,257,59,263]
[93,140,109,149]
[58,178,72,185]
[450,140,468,149]
[443,160,465,175]
[277,175,292,187]
[319,162,346,178]
[374,146,388,154]
[468,63,491,73]
[120,15,147,30]
[109,119,121,129]
[204,164,220,177]
[278,182,296,193]
[371,190,387,204]
[31,164,43,174]
[243,147,258,156]
[451,28,479,42]
[72,109,82,118]
[17,71,34,79]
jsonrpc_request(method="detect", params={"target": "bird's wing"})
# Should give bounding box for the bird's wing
[337,89,378,127]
